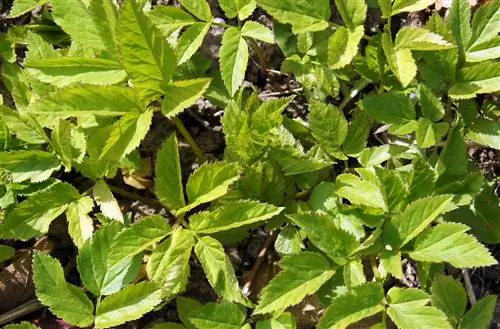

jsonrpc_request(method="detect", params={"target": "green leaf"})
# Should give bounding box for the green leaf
[195,236,250,305]
[27,86,143,118]
[310,102,348,156]
[275,225,304,255]
[257,0,330,34]
[50,0,106,51]
[33,252,94,327]
[117,0,176,101]
[77,223,142,296]
[449,0,472,57]
[88,0,119,58]
[254,252,335,315]
[155,134,185,211]
[358,145,397,168]
[162,78,212,117]
[465,36,500,62]
[0,106,47,144]
[148,6,197,36]
[0,244,15,263]
[220,27,249,97]
[190,201,283,234]
[328,26,364,69]
[287,213,358,265]
[51,120,86,171]
[0,150,61,183]
[186,301,246,329]
[382,33,416,87]
[100,109,153,162]
[387,287,452,329]
[107,215,171,268]
[317,283,384,329]
[24,57,127,87]
[409,222,497,268]
[419,84,445,122]
[335,174,387,211]
[93,180,124,222]
[375,168,407,213]
[256,313,296,329]
[66,196,94,249]
[391,0,435,15]
[333,0,366,29]
[362,91,415,125]
[176,22,212,65]
[146,228,195,295]
[449,61,500,99]
[395,27,455,50]
[467,0,500,56]
[3,56,31,108]
[0,181,79,240]
[95,281,163,328]
[241,21,274,43]
[177,297,202,329]
[407,156,435,202]
[239,160,286,205]
[416,118,449,148]
[459,295,497,329]
[8,0,47,18]
[387,195,453,248]
[179,0,212,21]
[431,276,467,326]
[343,111,371,156]
[178,162,241,214]
[4,322,40,329]
[436,124,467,177]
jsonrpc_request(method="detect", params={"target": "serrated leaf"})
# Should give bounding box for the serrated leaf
[4,322,40,329]
[431,276,467,326]
[148,6,197,36]
[100,109,153,162]
[467,0,500,56]
[52,120,87,171]
[2,58,31,107]
[0,181,79,240]
[186,301,246,329]
[395,27,455,50]
[117,0,176,101]
[459,295,497,329]
[0,150,61,183]
[379,251,404,280]
[254,252,335,315]
[66,196,94,249]
[178,162,241,214]
[33,252,94,327]
[288,213,358,265]
[343,111,371,156]
[195,236,250,305]
[336,174,387,211]
[449,61,500,99]
[256,313,296,329]
[388,195,453,248]
[275,225,304,255]
[449,0,472,57]
[317,283,384,329]
[26,85,143,118]
[8,0,47,18]
[0,244,15,263]
[466,36,500,62]
[219,0,256,20]
[177,297,202,329]
[310,102,348,156]
[375,168,407,213]
[88,0,119,58]
[358,145,396,168]
[257,0,330,34]
[419,84,445,122]
[328,26,364,70]
[190,201,283,234]
[241,21,274,43]
[147,228,194,295]
[239,160,286,205]
[386,287,452,329]
[179,0,212,21]
[24,57,126,87]
[416,118,449,148]
[77,223,142,296]
[162,78,212,117]
[155,134,185,211]
[391,0,435,15]
[50,0,106,51]
[0,106,47,144]
[95,281,163,328]
[436,124,467,177]
[176,22,211,65]
[220,27,249,97]
[334,0,366,29]
[93,180,124,222]
[362,91,415,125]
[108,215,171,268]
[382,33,416,87]
[409,222,497,268]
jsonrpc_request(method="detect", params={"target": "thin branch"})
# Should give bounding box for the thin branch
[462,269,477,305]
[339,78,371,110]
[259,88,303,98]
[171,116,207,163]
[0,299,43,326]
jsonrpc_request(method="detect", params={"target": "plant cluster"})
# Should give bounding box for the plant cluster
[0,0,499,328]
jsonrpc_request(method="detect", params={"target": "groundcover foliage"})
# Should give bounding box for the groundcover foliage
[0,0,499,328]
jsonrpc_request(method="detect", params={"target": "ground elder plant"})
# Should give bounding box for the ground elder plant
[0,0,499,328]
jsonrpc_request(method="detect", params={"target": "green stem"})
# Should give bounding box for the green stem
[339,78,370,110]
[370,256,381,281]
[382,309,388,328]
[212,21,233,29]
[248,38,268,71]
[171,116,207,163]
